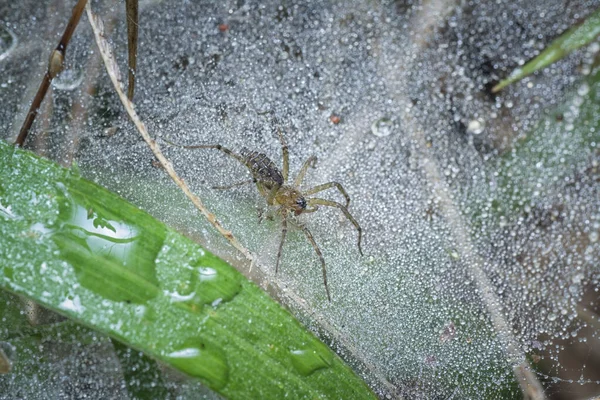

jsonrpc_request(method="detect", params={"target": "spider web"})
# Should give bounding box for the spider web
[1,0,600,399]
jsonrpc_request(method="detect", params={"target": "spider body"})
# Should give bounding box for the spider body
[168,131,362,301]
[240,149,284,189]
[275,187,308,215]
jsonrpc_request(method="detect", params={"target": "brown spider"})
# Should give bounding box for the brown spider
[167,131,363,300]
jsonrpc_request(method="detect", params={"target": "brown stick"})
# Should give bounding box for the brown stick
[125,0,139,100]
[14,0,88,147]
[86,4,255,264]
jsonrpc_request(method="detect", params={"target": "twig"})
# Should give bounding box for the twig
[15,0,88,147]
[85,3,254,263]
[125,0,139,100]
[364,3,548,397]
[403,108,547,400]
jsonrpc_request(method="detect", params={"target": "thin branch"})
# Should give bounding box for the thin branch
[85,3,254,263]
[15,0,88,147]
[125,0,139,100]
[403,112,547,400]
[364,2,549,397]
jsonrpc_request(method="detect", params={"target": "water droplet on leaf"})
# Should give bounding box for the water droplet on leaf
[164,339,229,389]
[289,340,333,376]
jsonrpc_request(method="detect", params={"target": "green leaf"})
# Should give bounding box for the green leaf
[493,8,600,92]
[0,140,376,399]
[482,63,600,222]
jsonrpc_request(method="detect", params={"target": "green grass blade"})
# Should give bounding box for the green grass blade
[493,8,600,92]
[0,140,376,399]
[483,65,600,222]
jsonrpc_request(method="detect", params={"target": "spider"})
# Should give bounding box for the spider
[166,130,363,301]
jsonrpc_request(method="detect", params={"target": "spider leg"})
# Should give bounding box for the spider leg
[294,156,317,187]
[307,198,363,255]
[300,224,331,301]
[303,205,319,213]
[162,139,247,165]
[304,182,350,208]
[276,216,288,274]
[212,179,256,190]
[276,128,289,183]
[257,207,276,224]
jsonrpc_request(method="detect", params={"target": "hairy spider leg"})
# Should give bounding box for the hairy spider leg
[307,198,363,255]
[294,155,317,187]
[304,182,351,208]
[265,185,279,206]
[300,223,331,301]
[276,216,288,274]
[276,129,289,183]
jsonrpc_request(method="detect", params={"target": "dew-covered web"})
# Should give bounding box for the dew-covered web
[2,0,600,398]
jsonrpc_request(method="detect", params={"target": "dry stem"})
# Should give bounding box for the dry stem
[85,3,253,263]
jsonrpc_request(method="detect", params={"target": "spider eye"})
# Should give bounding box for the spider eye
[296,198,307,209]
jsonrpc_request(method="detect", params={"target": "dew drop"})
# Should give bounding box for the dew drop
[58,294,85,314]
[467,118,485,135]
[49,185,164,304]
[186,262,242,307]
[371,117,393,137]
[0,26,17,62]
[289,340,333,376]
[0,341,16,374]
[577,83,590,97]
[0,203,17,220]
[52,68,85,91]
[164,339,229,389]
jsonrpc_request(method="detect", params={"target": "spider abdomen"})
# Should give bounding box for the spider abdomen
[240,148,284,187]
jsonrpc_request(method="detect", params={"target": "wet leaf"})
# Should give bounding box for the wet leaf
[0,141,376,400]
[493,7,600,92]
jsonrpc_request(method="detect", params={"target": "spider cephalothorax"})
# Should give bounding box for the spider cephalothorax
[167,131,363,301]
[274,186,307,215]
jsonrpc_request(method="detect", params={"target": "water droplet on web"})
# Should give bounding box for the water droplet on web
[0,26,17,62]
[577,83,590,97]
[447,248,460,260]
[371,117,393,137]
[571,273,584,284]
[53,68,84,91]
[467,119,485,135]
[0,341,16,373]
